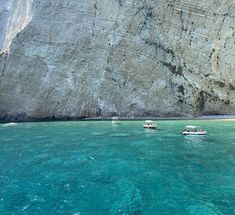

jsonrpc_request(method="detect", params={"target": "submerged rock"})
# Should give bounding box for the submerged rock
[0,0,234,120]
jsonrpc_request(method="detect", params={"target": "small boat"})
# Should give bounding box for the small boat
[182,126,207,135]
[3,122,17,127]
[112,117,119,124]
[143,120,157,129]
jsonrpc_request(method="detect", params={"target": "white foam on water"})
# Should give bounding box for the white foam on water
[91,132,106,136]
[110,133,130,137]
[21,205,30,211]
[2,122,17,127]
[89,156,95,160]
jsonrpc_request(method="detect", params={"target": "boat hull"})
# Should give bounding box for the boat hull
[182,131,206,135]
[143,125,156,129]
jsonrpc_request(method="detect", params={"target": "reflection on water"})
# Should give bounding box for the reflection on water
[184,135,207,147]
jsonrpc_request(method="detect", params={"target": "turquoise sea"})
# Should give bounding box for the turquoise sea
[0,120,235,214]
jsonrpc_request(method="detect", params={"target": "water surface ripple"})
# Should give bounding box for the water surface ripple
[0,120,235,214]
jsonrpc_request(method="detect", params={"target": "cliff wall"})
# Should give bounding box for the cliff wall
[0,0,235,120]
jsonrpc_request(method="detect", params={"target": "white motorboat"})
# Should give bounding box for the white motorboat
[112,117,119,124]
[182,126,207,135]
[143,120,157,129]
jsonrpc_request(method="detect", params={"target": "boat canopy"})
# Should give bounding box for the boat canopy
[185,125,199,129]
[185,126,205,130]
[145,120,154,123]
[112,117,119,120]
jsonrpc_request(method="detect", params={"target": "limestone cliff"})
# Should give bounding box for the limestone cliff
[0,0,234,120]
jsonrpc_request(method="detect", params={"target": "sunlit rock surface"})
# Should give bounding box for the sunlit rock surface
[0,0,235,120]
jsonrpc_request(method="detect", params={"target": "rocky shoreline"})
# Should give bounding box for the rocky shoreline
[1,115,235,124]
[84,115,235,121]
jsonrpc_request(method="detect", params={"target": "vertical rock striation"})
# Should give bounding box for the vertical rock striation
[0,0,234,120]
[0,0,33,50]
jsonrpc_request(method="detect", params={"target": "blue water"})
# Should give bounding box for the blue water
[0,120,235,215]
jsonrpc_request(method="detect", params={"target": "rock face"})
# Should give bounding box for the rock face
[0,0,235,120]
